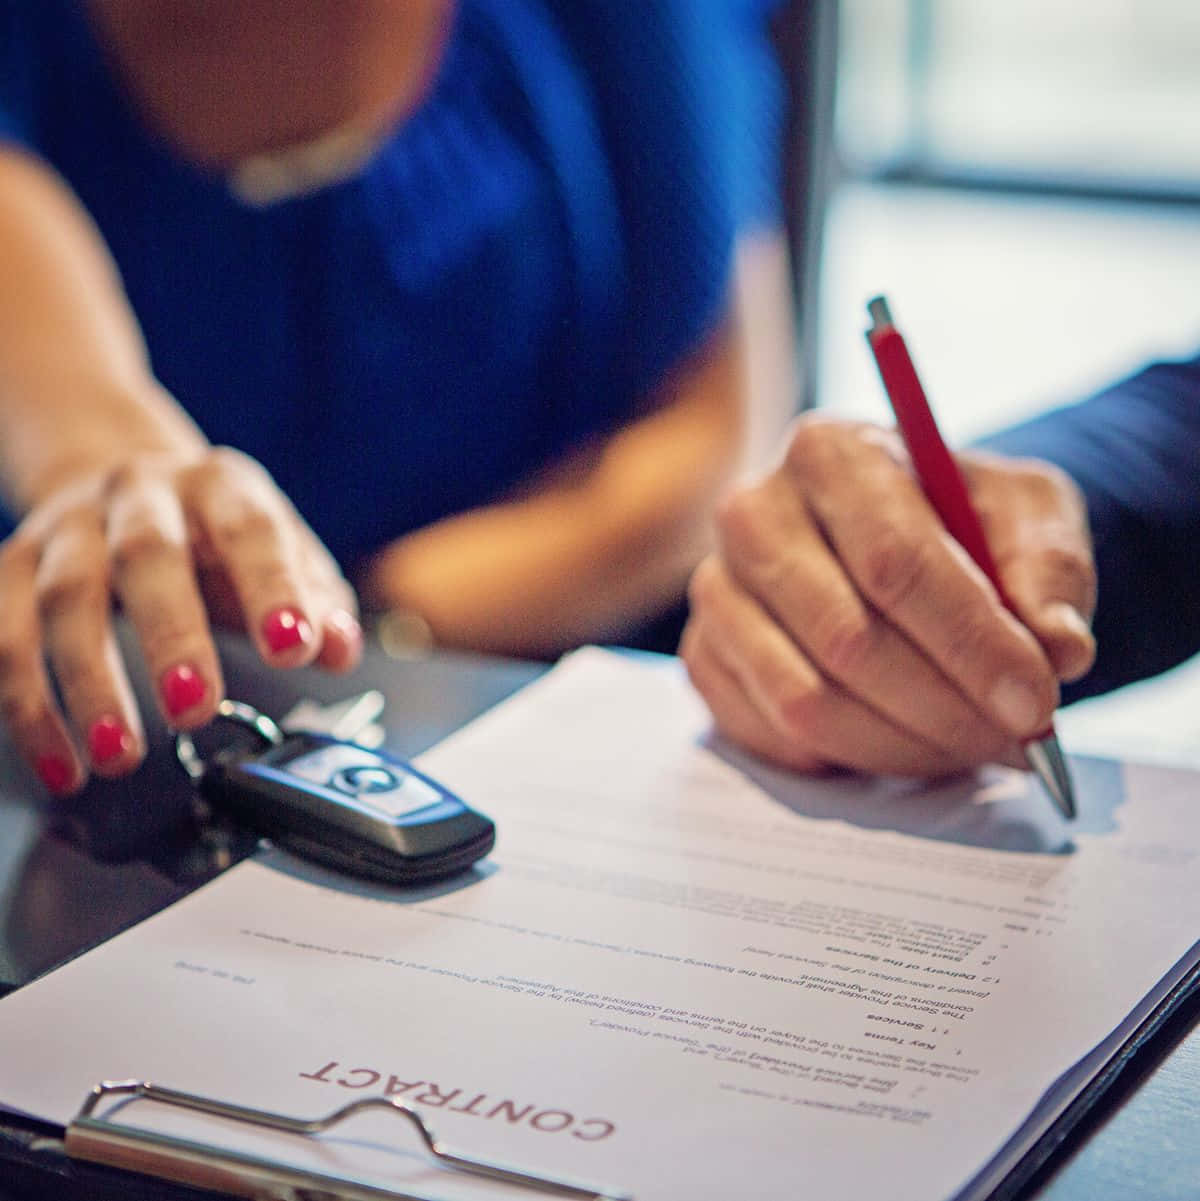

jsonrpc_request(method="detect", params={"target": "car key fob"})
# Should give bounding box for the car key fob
[179,705,495,885]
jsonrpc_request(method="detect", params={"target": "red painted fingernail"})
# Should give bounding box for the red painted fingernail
[88,715,132,765]
[262,607,313,654]
[161,662,207,719]
[35,754,75,795]
[327,609,362,647]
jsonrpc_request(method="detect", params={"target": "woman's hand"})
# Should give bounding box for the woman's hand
[0,447,361,795]
[680,415,1097,778]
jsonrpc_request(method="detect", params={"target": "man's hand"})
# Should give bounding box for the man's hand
[0,448,362,795]
[680,415,1096,777]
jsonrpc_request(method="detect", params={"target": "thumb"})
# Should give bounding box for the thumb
[998,532,1096,683]
[1023,597,1096,682]
[970,456,1097,684]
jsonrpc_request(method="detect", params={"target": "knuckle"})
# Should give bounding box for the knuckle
[109,521,180,575]
[713,487,766,548]
[939,612,1027,691]
[37,560,106,624]
[0,614,31,662]
[205,445,255,476]
[857,528,931,612]
[137,614,207,668]
[0,687,44,734]
[686,557,723,610]
[183,446,260,499]
[202,446,278,492]
[1019,457,1076,500]
[101,458,154,500]
[781,419,832,476]
[1037,543,1095,598]
[810,610,878,682]
[781,416,871,480]
[937,615,988,678]
[993,456,1086,518]
[772,677,829,740]
[0,530,37,575]
[714,484,802,580]
[0,630,31,683]
[207,501,278,550]
[240,558,298,602]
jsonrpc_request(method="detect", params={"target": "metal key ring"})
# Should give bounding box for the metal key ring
[175,699,285,783]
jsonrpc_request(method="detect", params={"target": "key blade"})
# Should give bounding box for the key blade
[281,690,386,747]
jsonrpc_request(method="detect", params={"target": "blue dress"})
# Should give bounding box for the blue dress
[0,0,783,568]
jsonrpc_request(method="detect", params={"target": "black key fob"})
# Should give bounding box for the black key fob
[180,708,494,885]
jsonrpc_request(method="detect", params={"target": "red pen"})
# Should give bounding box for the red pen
[865,295,1075,819]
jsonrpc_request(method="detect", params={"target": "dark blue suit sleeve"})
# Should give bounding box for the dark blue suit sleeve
[978,356,1200,702]
[0,0,34,146]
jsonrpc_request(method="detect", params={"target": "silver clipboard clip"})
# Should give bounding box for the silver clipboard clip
[66,1080,632,1201]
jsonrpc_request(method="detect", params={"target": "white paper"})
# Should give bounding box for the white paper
[1,648,1198,1201]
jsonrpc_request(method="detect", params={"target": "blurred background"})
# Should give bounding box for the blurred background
[797,0,1200,756]
[816,0,1200,439]
[819,181,1200,438]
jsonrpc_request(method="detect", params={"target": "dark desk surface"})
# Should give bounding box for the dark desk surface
[0,634,1196,1200]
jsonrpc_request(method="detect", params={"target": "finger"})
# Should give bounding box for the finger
[293,523,363,673]
[105,464,225,729]
[680,615,829,774]
[191,493,363,672]
[1023,601,1096,684]
[687,559,972,778]
[715,480,1021,766]
[184,449,320,668]
[788,422,1060,741]
[35,510,144,777]
[315,608,364,673]
[971,458,1097,683]
[0,535,84,795]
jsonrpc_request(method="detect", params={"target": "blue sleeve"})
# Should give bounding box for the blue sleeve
[0,0,35,147]
[978,356,1200,702]
[543,0,785,408]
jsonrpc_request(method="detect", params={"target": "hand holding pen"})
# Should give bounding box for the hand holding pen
[681,323,1096,788]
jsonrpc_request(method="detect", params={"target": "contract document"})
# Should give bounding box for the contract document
[0,648,1198,1200]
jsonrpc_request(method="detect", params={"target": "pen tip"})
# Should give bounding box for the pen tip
[1025,735,1077,819]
